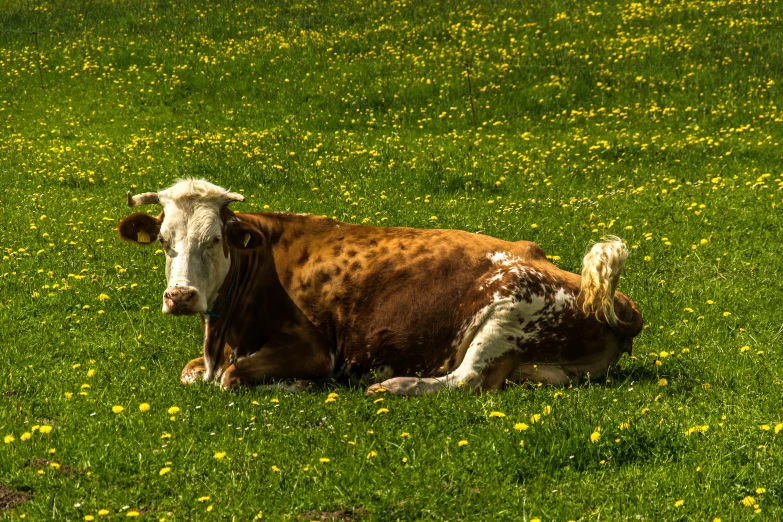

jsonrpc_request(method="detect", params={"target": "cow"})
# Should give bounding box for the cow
[118,179,643,395]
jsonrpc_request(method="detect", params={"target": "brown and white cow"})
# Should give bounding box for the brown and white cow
[118,179,643,395]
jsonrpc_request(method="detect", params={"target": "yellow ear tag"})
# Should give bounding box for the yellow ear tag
[243,233,251,247]
[137,231,150,243]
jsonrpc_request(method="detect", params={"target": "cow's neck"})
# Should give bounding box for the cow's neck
[200,246,328,382]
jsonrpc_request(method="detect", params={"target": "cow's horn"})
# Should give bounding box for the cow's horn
[127,191,160,207]
[223,191,245,203]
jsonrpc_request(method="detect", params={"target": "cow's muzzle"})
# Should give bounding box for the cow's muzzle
[163,285,200,315]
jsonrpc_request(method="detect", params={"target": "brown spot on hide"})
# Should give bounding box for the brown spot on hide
[297,247,310,265]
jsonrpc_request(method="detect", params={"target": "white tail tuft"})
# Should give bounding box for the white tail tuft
[578,236,628,331]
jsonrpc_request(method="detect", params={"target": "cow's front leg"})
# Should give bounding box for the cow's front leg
[220,345,333,390]
[180,357,207,384]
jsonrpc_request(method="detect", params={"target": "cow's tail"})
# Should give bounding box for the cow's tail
[578,236,640,337]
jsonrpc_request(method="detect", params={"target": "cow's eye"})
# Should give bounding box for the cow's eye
[158,237,168,248]
[212,236,221,246]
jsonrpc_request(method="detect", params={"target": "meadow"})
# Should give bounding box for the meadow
[2,0,783,519]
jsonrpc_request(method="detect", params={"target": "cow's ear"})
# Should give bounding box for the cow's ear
[118,213,161,245]
[224,219,265,250]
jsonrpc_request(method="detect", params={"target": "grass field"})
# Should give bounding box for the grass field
[2,0,783,519]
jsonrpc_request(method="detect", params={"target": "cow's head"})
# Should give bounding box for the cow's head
[118,179,264,315]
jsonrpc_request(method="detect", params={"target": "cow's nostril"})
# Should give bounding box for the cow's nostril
[165,287,198,306]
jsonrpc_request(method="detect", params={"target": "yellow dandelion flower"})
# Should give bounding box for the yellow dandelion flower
[658,378,668,386]
[3,435,14,444]
[213,452,226,460]
[740,496,755,507]
[97,509,109,516]
[458,440,468,447]
[112,405,125,414]
[367,450,378,458]
[674,500,684,507]
[197,496,210,503]
[39,425,53,434]
[139,403,151,412]
[514,423,529,431]
[489,411,505,418]
[271,465,281,472]
[319,458,330,463]
[376,408,389,415]
[20,432,31,441]
[167,406,180,415]
[159,467,171,476]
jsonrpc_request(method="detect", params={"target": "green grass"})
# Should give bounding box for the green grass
[2,0,783,519]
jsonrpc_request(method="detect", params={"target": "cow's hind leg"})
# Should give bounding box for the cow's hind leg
[367,297,529,396]
[366,358,572,396]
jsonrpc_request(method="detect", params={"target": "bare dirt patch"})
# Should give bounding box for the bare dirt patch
[0,485,29,513]
[27,458,79,476]
[299,508,369,521]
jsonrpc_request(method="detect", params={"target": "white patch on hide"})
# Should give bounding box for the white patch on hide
[373,256,575,395]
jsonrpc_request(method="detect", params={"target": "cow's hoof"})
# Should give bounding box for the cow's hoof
[180,357,207,385]
[180,368,205,385]
[220,370,238,390]
[365,384,387,397]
